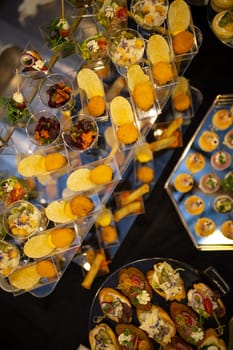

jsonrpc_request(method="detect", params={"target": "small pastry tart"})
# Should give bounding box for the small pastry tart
[194,217,216,237]
[210,150,232,170]
[173,173,194,193]
[185,152,206,173]
[212,10,233,41]
[184,195,205,215]
[214,195,233,213]
[212,108,232,130]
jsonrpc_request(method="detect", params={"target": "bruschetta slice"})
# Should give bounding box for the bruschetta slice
[136,304,176,346]
[146,261,186,301]
[170,302,205,346]
[197,328,227,350]
[98,287,132,323]
[118,267,153,310]
[115,323,154,350]
[187,282,226,319]
[163,335,193,350]
[89,323,120,350]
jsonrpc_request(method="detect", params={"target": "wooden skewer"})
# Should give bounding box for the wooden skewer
[15,68,20,93]
[61,0,65,19]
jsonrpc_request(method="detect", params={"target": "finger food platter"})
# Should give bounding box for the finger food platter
[165,94,233,250]
[0,0,203,296]
[88,257,230,349]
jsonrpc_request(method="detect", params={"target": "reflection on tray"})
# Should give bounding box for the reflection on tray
[165,94,233,250]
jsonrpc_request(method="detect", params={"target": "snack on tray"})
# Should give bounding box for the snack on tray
[44,152,67,171]
[66,168,96,192]
[185,152,206,173]
[172,30,194,55]
[187,282,226,319]
[137,304,176,346]
[117,123,139,145]
[98,287,133,323]
[89,164,113,185]
[197,328,227,350]
[198,130,219,152]
[136,166,154,184]
[20,49,48,75]
[36,259,57,279]
[70,194,94,217]
[184,195,205,215]
[170,301,205,346]
[101,225,118,244]
[89,323,120,350]
[212,10,233,41]
[210,150,231,171]
[0,176,30,206]
[220,220,233,239]
[0,241,20,277]
[199,173,221,194]
[172,77,191,112]
[114,200,143,222]
[23,233,55,258]
[223,128,233,149]
[212,108,232,130]
[9,264,41,290]
[0,91,30,126]
[213,195,233,213]
[173,173,194,193]
[50,227,75,248]
[45,199,77,223]
[168,0,191,36]
[115,323,154,350]
[127,64,155,111]
[118,267,153,310]
[146,261,186,301]
[77,68,106,118]
[81,251,105,290]
[194,217,216,237]
[120,184,150,206]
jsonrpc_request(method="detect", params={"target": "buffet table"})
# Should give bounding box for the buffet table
[0,2,233,350]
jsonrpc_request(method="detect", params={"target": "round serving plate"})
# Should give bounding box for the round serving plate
[88,257,230,348]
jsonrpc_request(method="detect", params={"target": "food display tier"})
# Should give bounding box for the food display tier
[88,257,230,348]
[165,94,233,251]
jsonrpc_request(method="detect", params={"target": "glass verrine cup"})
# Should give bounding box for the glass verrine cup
[26,111,61,147]
[94,0,128,36]
[0,240,20,277]
[3,200,43,241]
[76,18,110,74]
[62,114,99,152]
[40,17,77,58]
[108,28,145,76]
[130,0,168,36]
[39,73,75,111]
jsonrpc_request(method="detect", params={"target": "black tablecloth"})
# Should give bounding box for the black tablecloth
[0,3,233,350]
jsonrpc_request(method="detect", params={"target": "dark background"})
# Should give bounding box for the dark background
[0,1,233,350]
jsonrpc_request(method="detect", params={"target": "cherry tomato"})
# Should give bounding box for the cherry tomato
[182,311,195,327]
[203,297,213,314]
[116,7,128,19]
[131,275,141,286]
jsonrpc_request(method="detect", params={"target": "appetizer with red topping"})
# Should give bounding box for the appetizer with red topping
[118,267,153,310]
[187,282,226,319]
[170,302,205,346]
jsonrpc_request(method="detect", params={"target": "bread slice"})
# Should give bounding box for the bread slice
[170,301,205,346]
[187,282,226,318]
[98,287,132,323]
[115,323,154,350]
[146,261,186,301]
[137,304,176,346]
[197,328,227,350]
[89,323,120,350]
[118,267,153,310]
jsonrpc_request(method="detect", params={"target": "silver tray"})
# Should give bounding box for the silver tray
[165,94,233,250]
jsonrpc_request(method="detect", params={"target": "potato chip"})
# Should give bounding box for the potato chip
[66,168,95,192]
[9,264,41,290]
[172,76,189,97]
[17,155,46,177]
[110,96,134,126]
[127,64,149,93]
[77,68,104,99]
[168,0,191,36]
[45,200,77,223]
[23,233,54,259]
[146,34,170,64]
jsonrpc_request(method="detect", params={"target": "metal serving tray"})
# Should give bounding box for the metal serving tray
[165,94,233,250]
